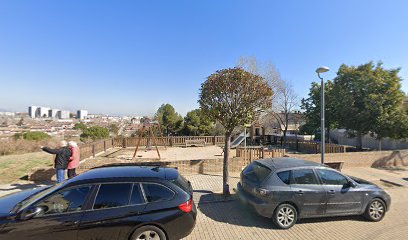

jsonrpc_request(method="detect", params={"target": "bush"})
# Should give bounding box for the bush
[74,122,87,131]
[23,132,51,141]
[80,126,109,142]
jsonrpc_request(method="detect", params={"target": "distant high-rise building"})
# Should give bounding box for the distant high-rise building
[77,110,88,119]
[48,109,59,118]
[38,107,50,118]
[28,106,38,118]
[58,110,70,119]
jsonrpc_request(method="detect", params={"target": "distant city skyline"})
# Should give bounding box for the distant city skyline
[1,1,407,116]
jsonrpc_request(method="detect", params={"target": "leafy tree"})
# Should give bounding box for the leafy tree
[23,132,51,141]
[109,124,120,136]
[301,80,337,141]
[199,68,273,194]
[74,122,87,131]
[210,121,226,136]
[183,109,214,135]
[332,62,407,149]
[155,104,183,135]
[80,126,109,141]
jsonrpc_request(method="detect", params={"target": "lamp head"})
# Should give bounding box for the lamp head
[316,66,330,74]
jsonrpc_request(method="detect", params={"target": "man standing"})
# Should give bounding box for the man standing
[41,140,71,183]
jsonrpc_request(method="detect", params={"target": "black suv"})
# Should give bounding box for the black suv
[237,158,391,229]
[0,166,196,240]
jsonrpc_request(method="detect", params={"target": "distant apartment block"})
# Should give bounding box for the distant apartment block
[58,110,70,119]
[0,112,15,117]
[77,110,88,119]
[48,109,59,118]
[28,106,71,119]
[28,106,37,118]
[38,107,50,118]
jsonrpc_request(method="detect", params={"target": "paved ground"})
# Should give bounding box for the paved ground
[184,174,408,240]
[1,168,407,240]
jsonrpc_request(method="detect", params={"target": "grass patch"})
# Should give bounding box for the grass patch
[0,152,54,184]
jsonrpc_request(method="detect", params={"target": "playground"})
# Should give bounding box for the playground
[106,145,232,161]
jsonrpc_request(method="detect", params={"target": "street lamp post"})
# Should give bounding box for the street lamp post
[316,66,330,164]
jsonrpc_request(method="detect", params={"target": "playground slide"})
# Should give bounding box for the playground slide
[231,131,250,148]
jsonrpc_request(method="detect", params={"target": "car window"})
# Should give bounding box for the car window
[93,183,132,209]
[292,169,318,185]
[170,175,191,193]
[277,170,291,184]
[317,169,349,185]
[142,183,174,202]
[36,186,91,216]
[130,184,144,205]
[243,163,272,183]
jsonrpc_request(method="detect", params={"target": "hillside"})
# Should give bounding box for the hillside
[0,152,53,184]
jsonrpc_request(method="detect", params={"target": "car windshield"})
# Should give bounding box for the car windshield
[11,183,63,213]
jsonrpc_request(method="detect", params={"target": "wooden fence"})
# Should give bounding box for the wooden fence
[114,136,225,148]
[80,139,114,159]
[236,147,286,163]
[287,141,346,154]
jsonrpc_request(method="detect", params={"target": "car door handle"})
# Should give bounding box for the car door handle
[63,220,79,226]
[328,190,335,195]
[295,190,303,195]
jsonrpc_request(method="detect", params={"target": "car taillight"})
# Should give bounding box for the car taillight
[179,199,193,213]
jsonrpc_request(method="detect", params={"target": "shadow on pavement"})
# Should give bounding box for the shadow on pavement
[198,193,368,229]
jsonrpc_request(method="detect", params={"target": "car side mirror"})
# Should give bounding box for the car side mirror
[20,206,44,220]
[347,181,357,188]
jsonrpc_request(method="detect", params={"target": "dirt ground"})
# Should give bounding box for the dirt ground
[105,145,234,161]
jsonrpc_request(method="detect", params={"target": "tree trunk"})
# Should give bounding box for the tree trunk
[327,126,331,144]
[378,138,382,151]
[356,132,363,150]
[223,133,231,195]
[283,129,287,147]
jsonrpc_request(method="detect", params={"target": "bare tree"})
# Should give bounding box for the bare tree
[272,80,299,146]
[237,56,281,97]
[238,56,299,145]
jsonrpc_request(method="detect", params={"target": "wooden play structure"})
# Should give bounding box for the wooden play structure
[132,118,167,160]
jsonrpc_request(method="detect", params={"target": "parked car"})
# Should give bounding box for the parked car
[237,158,391,229]
[0,166,196,240]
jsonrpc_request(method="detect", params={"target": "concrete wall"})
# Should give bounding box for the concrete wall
[288,150,408,168]
[331,129,408,150]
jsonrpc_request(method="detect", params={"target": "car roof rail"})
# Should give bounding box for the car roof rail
[91,163,163,169]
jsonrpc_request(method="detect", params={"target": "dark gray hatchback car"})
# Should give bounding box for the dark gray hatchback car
[237,158,391,229]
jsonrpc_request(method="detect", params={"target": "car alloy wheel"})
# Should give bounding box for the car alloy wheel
[273,203,298,229]
[136,230,161,240]
[369,200,385,220]
[277,206,295,227]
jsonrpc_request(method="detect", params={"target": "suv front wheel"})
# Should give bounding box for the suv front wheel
[272,203,298,229]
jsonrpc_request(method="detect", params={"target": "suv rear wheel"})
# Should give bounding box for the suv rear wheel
[132,225,167,240]
[272,203,298,229]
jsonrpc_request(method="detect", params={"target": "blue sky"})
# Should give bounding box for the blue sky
[1,0,407,116]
